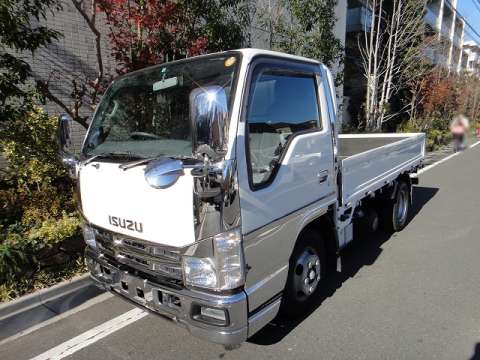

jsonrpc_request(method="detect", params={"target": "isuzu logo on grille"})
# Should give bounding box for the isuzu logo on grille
[108,216,143,233]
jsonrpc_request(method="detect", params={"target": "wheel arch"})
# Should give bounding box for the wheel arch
[390,173,413,202]
[295,207,338,273]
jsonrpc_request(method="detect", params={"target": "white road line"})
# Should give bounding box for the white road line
[470,140,480,148]
[0,292,113,347]
[29,308,147,360]
[417,140,480,175]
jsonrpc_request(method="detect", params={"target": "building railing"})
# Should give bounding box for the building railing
[441,20,452,38]
[346,6,372,33]
[453,33,462,47]
[425,7,439,29]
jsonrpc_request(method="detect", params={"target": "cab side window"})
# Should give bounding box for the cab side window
[246,70,321,187]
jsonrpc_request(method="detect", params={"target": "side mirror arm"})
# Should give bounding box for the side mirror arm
[192,158,235,200]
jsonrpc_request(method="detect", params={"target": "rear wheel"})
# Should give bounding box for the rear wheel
[380,181,411,232]
[281,228,326,318]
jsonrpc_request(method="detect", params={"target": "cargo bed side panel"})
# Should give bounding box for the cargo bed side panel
[340,133,425,206]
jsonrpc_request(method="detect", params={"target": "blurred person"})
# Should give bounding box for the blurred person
[450,114,469,152]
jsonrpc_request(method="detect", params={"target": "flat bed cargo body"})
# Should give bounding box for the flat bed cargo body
[338,133,425,207]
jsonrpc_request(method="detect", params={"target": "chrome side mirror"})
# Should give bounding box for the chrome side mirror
[190,86,229,161]
[57,113,79,179]
[144,158,184,189]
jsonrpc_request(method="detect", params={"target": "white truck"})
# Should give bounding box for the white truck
[58,49,425,347]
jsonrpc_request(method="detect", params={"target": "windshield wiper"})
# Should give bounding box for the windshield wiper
[119,156,159,170]
[83,152,141,165]
[119,155,199,171]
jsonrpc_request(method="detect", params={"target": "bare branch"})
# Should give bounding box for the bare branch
[37,79,89,129]
[71,0,104,82]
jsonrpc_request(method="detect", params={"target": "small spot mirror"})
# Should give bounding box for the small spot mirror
[144,158,184,189]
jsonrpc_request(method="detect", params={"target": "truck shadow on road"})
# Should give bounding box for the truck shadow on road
[470,343,480,360]
[248,186,439,346]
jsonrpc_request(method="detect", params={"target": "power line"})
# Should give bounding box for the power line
[462,20,480,43]
[443,0,480,43]
[471,0,480,31]
[458,3,480,42]
[475,0,480,12]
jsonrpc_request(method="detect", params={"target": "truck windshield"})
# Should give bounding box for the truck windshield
[83,54,240,159]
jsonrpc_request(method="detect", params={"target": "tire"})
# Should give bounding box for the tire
[280,228,326,318]
[380,181,411,232]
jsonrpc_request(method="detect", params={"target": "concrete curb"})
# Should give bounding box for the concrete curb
[0,273,94,322]
[0,273,106,342]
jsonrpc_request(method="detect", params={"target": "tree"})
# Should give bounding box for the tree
[0,0,61,129]
[256,0,286,50]
[97,0,252,75]
[256,0,344,69]
[37,0,109,129]
[37,0,252,130]
[359,0,427,131]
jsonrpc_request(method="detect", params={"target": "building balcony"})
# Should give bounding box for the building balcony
[346,6,372,33]
[440,21,452,39]
[425,7,439,30]
[453,33,462,47]
[423,47,436,63]
[434,52,448,66]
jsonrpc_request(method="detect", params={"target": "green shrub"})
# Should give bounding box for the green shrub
[28,213,81,246]
[0,230,29,281]
[0,107,84,302]
[399,118,451,152]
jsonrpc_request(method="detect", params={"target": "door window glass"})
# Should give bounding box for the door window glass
[247,71,321,187]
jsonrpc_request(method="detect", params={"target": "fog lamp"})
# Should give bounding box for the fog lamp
[201,307,227,322]
[193,305,228,326]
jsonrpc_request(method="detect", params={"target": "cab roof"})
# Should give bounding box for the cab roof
[235,48,321,65]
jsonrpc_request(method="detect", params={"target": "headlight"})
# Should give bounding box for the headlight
[183,257,217,289]
[82,224,97,248]
[183,228,244,291]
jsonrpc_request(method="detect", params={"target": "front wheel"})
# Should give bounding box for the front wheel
[280,228,326,318]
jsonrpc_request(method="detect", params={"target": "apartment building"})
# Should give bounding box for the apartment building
[463,40,480,75]
[343,0,465,71]
[424,0,465,72]
[341,0,469,125]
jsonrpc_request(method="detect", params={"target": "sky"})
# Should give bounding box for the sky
[457,0,480,43]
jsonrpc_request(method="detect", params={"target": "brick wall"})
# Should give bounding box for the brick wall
[1,2,115,168]
[28,1,115,153]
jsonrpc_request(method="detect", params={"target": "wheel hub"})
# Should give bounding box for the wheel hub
[293,247,321,301]
[396,189,408,224]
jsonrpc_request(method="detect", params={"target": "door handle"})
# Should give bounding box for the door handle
[317,170,329,183]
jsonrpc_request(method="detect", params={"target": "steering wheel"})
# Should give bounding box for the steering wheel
[129,132,162,140]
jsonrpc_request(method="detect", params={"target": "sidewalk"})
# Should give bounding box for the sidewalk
[0,274,103,342]
[423,135,478,166]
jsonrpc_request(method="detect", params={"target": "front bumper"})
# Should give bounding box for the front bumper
[85,247,249,346]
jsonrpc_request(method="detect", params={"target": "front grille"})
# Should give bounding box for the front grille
[94,228,183,283]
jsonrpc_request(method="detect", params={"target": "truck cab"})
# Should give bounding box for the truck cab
[58,49,424,346]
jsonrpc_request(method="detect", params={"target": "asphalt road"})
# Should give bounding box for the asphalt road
[3,144,480,360]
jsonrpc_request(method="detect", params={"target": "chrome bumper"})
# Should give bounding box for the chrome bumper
[85,248,252,346]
